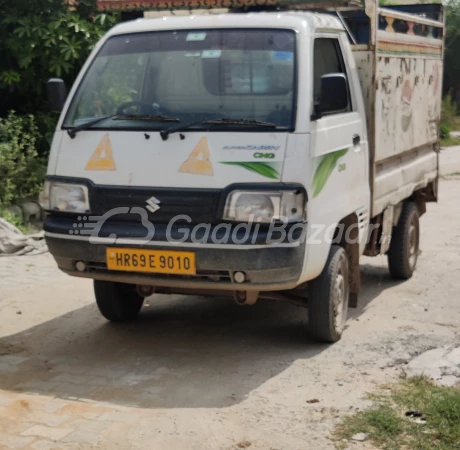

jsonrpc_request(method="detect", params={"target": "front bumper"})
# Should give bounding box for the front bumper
[45,219,306,291]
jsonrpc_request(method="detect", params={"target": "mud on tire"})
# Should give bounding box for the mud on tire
[307,245,349,343]
[388,201,420,280]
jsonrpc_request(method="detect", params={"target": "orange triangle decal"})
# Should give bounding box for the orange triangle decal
[179,137,214,176]
[85,134,116,171]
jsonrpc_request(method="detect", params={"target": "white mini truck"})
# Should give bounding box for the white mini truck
[42,0,444,342]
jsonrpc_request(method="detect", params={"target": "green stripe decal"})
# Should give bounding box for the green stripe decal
[312,148,348,198]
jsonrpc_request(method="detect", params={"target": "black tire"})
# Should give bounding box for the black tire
[387,202,420,280]
[94,280,144,322]
[307,245,349,343]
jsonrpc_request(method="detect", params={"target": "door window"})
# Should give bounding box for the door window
[313,38,351,113]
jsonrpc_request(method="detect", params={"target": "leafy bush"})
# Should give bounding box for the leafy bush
[0,206,31,234]
[444,0,460,103]
[0,0,118,101]
[441,95,458,129]
[0,111,46,206]
[440,123,451,140]
[0,0,119,155]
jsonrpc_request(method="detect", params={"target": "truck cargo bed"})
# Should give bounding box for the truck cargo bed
[349,2,443,216]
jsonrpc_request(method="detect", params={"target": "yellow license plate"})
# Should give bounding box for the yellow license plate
[106,248,196,275]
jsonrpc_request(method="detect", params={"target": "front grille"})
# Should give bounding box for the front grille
[90,186,221,224]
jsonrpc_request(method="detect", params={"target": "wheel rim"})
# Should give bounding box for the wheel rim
[408,217,419,270]
[333,256,349,332]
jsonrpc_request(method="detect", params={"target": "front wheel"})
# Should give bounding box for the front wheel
[94,280,144,322]
[307,245,349,343]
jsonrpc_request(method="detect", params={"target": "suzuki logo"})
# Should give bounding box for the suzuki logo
[146,196,161,214]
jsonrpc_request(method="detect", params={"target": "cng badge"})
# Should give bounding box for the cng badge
[254,152,275,159]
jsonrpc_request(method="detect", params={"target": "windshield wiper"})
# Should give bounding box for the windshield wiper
[67,114,117,139]
[113,114,179,123]
[160,118,277,141]
[160,119,206,141]
[67,114,180,139]
[204,118,277,128]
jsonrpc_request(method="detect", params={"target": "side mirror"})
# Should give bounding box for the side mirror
[47,78,68,112]
[313,73,349,119]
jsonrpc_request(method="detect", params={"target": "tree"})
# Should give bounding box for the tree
[0,0,118,134]
[444,0,460,105]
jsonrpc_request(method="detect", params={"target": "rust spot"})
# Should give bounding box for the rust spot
[384,57,390,65]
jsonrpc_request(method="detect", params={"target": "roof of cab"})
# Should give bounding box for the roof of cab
[106,12,344,37]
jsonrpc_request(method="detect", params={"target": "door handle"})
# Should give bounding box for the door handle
[353,134,361,146]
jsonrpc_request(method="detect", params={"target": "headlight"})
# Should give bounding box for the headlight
[39,181,90,213]
[223,190,305,223]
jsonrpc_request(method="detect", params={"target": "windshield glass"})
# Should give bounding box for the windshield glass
[64,29,296,131]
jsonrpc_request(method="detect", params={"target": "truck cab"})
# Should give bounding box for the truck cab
[42,2,443,343]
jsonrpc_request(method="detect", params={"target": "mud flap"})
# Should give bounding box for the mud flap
[344,224,361,309]
[349,292,358,308]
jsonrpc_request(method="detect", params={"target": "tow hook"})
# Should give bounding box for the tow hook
[233,291,259,306]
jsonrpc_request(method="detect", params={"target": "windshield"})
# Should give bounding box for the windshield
[64,28,296,131]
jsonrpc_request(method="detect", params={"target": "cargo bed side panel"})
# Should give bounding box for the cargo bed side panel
[374,53,442,162]
[353,6,443,217]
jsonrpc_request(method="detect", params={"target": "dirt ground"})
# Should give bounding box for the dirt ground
[0,148,459,450]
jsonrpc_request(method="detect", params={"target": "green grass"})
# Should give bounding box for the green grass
[442,172,460,179]
[441,113,460,147]
[451,115,460,131]
[335,376,460,450]
[440,136,460,148]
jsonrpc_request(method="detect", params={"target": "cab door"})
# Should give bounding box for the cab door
[309,35,369,245]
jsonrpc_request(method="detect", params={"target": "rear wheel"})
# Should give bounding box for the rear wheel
[307,245,349,343]
[388,202,420,280]
[94,280,144,322]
